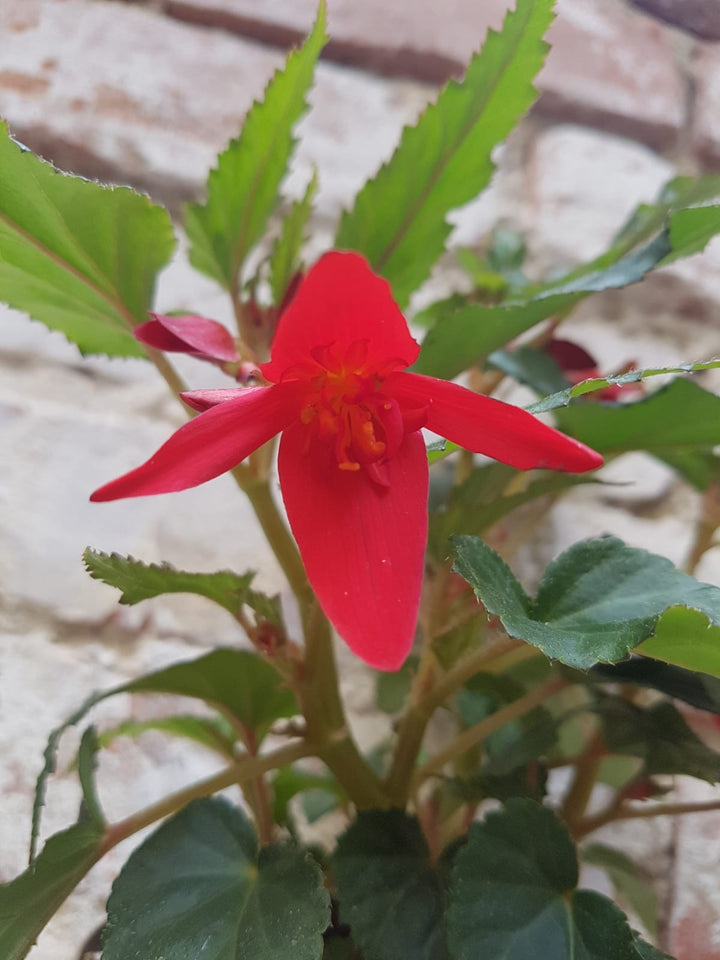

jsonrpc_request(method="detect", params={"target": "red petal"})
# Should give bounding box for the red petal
[261,251,419,382]
[543,338,597,372]
[91,382,302,501]
[278,424,428,670]
[389,372,603,472]
[181,388,254,412]
[134,319,189,353]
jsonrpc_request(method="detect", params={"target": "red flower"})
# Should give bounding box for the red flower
[543,338,642,402]
[92,252,602,670]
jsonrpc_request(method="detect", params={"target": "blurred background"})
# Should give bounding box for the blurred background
[2,0,720,956]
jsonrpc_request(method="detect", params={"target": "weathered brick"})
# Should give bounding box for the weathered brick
[0,0,430,216]
[628,0,720,41]
[166,0,686,148]
[692,43,720,168]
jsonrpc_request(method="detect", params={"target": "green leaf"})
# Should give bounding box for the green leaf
[77,727,104,829]
[450,762,548,802]
[185,6,327,290]
[103,798,330,960]
[591,655,720,714]
[631,933,674,960]
[594,695,720,782]
[92,714,237,758]
[31,649,297,860]
[637,607,720,679]
[0,822,104,960]
[336,0,554,307]
[333,810,446,960]
[447,799,641,960]
[0,121,175,356]
[414,232,670,379]
[527,362,720,415]
[582,844,658,940]
[269,171,317,305]
[376,656,417,713]
[451,535,720,670]
[83,549,283,627]
[272,765,345,827]
[488,346,570,396]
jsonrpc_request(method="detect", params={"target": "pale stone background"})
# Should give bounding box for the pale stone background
[1,0,720,956]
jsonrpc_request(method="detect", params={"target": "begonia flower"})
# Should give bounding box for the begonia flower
[92,252,602,670]
[136,313,241,364]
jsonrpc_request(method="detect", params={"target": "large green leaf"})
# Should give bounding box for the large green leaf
[31,648,298,860]
[0,121,175,356]
[185,6,327,290]
[451,535,720,670]
[336,0,554,307]
[637,607,720,679]
[594,694,720,782]
[332,811,446,960]
[103,798,330,960]
[83,549,282,627]
[0,822,104,960]
[446,799,641,959]
[582,844,658,939]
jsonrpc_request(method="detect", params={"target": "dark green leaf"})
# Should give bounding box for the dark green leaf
[415,232,669,379]
[103,798,330,960]
[451,535,720,670]
[185,7,327,289]
[83,549,283,627]
[336,0,554,307]
[637,606,720,680]
[590,656,720,714]
[333,811,445,960]
[582,844,658,939]
[631,932,674,960]
[0,822,103,960]
[0,121,175,356]
[595,694,720,782]
[447,799,640,960]
[269,172,317,306]
[449,762,548,802]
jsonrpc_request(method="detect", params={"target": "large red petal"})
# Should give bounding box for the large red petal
[91,382,302,501]
[261,251,420,382]
[137,314,240,362]
[389,372,603,472]
[278,424,428,670]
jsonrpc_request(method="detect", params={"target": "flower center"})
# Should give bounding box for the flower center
[297,340,404,475]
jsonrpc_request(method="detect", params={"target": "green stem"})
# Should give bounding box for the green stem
[384,636,523,806]
[413,678,565,790]
[299,603,389,809]
[100,739,313,853]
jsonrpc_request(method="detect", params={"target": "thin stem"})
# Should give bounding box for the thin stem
[100,739,313,853]
[413,678,565,789]
[575,796,720,839]
[298,602,389,809]
[239,476,311,608]
[144,346,189,400]
[383,635,523,805]
[560,732,605,829]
